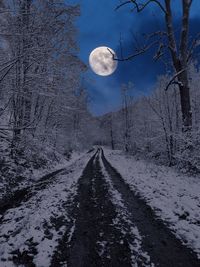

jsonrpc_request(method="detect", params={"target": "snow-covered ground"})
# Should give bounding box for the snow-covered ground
[0,152,92,266]
[99,156,154,267]
[104,148,200,258]
[31,150,90,182]
[0,147,90,200]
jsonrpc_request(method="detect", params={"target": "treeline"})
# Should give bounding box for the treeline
[98,63,200,173]
[0,0,93,164]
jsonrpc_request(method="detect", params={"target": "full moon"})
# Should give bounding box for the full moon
[89,46,118,76]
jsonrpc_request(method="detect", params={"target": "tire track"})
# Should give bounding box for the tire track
[101,148,200,267]
[51,150,136,267]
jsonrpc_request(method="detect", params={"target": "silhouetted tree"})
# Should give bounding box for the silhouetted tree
[112,0,197,131]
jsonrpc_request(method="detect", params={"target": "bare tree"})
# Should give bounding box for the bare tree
[0,0,89,156]
[111,0,197,131]
[145,76,180,165]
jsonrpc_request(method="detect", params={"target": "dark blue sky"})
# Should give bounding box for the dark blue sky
[74,0,200,115]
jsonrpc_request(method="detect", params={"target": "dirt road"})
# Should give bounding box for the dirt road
[51,148,200,267]
[0,148,200,267]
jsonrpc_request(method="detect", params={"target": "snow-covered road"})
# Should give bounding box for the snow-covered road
[0,148,199,267]
[103,148,200,259]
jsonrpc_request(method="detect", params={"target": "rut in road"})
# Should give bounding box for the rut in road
[51,150,150,267]
[101,148,200,267]
[51,148,200,267]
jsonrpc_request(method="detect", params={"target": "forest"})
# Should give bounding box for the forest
[0,0,97,194]
[0,1,200,266]
[98,65,200,172]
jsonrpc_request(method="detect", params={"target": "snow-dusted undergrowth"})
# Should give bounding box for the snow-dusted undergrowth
[0,153,91,266]
[104,148,200,258]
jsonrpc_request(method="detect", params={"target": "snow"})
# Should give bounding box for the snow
[0,123,90,200]
[103,148,200,259]
[0,152,91,266]
[31,150,89,182]
[99,155,155,267]
[0,149,88,200]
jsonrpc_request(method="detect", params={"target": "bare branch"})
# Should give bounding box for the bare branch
[115,0,166,14]
[0,63,17,83]
[0,97,12,117]
[144,31,167,39]
[187,33,200,62]
[0,55,25,68]
[0,127,36,131]
[153,43,165,61]
[115,1,132,10]
[165,69,187,91]
[107,40,158,61]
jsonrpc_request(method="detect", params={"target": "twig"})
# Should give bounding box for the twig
[115,0,166,14]
[165,69,186,91]
[107,40,158,61]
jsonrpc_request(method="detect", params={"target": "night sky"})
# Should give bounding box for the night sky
[74,0,200,115]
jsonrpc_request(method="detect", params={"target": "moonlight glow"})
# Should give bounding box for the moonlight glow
[89,46,118,76]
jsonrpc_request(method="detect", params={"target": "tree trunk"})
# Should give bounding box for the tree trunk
[178,72,192,131]
[165,0,192,131]
[110,127,115,150]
